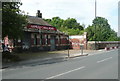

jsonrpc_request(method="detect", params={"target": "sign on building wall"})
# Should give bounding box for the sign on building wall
[27,24,57,31]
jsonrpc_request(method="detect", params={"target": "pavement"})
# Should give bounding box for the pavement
[1,49,106,69]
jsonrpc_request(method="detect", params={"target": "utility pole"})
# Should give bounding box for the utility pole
[68,35,70,58]
[95,0,97,50]
[95,0,97,18]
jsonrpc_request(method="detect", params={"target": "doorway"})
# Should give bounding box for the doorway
[50,36,55,51]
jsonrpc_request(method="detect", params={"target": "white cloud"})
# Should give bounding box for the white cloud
[20,0,119,32]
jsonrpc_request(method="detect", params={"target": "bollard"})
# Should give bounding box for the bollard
[81,46,83,55]
[80,44,84,55]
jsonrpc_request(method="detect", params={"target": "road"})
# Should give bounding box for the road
[2,49,118,79]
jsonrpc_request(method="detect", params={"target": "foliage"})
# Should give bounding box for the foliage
[85,25,95,41]
[107,30,118,41]
[44,17,84,35]
[63,18,84,30]
[2,2,27,39]
[85,17,119,41]
[45,16,119,41]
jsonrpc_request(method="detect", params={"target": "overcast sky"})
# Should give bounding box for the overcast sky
[20,0,119,33]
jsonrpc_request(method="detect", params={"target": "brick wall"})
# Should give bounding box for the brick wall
[69,32,87,50]
[87,41,120,50]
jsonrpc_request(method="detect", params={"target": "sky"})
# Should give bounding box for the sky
[20,0,119,34]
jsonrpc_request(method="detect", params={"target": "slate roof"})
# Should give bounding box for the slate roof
[26,16,68,35]
[27,16,52,26]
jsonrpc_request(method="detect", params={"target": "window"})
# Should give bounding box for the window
[42,34,45,45]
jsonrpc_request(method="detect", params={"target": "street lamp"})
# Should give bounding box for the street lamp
[68,35,70,58]
[95,0,97,18]
[95,0,97,50]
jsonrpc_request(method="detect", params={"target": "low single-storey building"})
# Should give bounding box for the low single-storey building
[14,10,69,52]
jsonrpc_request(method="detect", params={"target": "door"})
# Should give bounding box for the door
[50,36,55,51]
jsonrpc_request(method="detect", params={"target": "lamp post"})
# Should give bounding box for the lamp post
[95,0,97,50]
[68,35,70,58]
[95,0,97,18]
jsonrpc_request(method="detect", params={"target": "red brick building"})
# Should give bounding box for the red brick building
[14,10,69,52]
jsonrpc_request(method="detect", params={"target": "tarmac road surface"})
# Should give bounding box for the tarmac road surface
[2,49,119,79]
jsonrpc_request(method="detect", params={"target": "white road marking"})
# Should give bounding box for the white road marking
[46,66,85,79]
[97,57,112,63]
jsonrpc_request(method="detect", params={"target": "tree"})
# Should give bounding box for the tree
[107,30,118,41]
[44,17,64,29]
[2,2,27,39]
[63,18,84,30]
[85,25,95,41]
[85,17,119,41]
[44,17,84,35]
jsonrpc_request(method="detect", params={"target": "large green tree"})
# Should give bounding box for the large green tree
[2,2,27,39]
[44,17,84,35]
[63,18,84,30]
[85,17,118,41]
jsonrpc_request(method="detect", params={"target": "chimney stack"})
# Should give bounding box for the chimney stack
[36,10,42,18]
